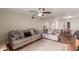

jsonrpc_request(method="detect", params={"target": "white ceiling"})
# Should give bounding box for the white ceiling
[1,8,79,18]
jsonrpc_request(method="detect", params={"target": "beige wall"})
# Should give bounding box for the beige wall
[69,17,79,30]
[0,11,42,42]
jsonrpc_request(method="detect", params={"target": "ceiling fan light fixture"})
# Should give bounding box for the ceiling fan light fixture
[38,13,42,16]
[40,9,43,12]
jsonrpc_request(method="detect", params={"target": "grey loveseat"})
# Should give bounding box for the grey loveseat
[8,29,41,49]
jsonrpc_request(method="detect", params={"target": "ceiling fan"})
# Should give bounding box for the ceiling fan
[30,8,52,19]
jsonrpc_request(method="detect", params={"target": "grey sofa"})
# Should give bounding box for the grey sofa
[8,29,41,49]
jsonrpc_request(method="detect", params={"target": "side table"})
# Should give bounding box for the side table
[0,42,8,51]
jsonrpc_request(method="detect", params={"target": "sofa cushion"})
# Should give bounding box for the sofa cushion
[31,34,41,40]
[12,37,31,45]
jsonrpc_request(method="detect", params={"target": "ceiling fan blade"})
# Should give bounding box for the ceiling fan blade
[43,12,51,14]
[30,10,38,13]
